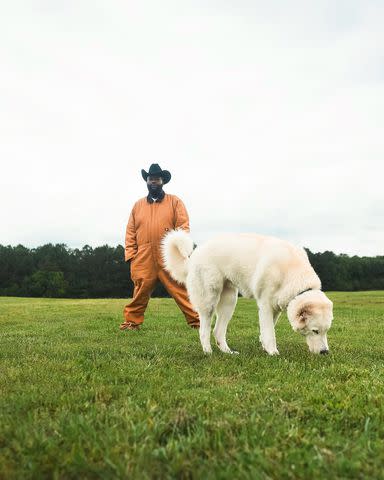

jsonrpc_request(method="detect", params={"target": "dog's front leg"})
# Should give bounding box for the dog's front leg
[258,305,279,355]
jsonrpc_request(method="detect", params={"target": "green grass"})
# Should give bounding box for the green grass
[0,292,384,480]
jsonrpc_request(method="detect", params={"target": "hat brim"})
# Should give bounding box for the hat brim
[141,169,171,184]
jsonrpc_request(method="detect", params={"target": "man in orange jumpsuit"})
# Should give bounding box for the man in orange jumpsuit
[120,163,200,331]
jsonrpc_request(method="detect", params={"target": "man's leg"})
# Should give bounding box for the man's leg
[120,276,158,329]
[157,269,200,328]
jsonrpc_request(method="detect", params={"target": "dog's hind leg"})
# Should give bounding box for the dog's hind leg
[187,266,222,354]
[198,308,214,354]
[213,283,238,354]
[258,304,279,355]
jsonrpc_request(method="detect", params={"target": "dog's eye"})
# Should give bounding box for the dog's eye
[312,329,319,335]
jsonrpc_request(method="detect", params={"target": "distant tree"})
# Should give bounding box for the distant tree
[23,270,68,297]
[0,243,383,298]
[306,249,384,291]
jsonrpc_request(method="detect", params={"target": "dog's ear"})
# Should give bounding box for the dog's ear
[297,305,313,325]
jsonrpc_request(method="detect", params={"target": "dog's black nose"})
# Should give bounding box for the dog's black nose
[320,349,329,355]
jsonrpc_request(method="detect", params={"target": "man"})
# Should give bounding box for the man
[120,163,200,331]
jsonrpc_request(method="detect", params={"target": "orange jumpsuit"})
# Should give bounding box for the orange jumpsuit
[121,193,200,328]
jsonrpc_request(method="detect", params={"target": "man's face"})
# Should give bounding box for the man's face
[147,175,163,197]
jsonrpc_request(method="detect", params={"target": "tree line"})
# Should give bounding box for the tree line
[0,243,383,298]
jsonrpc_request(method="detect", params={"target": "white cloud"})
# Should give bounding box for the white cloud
[1,0,383,255]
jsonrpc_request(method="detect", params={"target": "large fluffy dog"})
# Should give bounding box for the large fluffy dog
[162,230,333,355]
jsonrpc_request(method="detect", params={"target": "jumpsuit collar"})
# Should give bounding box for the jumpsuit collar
[146,190,165,204]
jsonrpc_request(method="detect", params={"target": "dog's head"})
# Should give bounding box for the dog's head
[287,290,333,354]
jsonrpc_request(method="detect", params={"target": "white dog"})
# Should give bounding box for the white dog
[162,230,333,356]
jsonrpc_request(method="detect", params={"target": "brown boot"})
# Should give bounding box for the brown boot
[189,323,200,329]
[119,321,140,331]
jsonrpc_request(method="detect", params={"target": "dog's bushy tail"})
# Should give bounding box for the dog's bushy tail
[161,229,194,285]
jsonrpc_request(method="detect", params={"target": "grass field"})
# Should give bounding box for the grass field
[0,292,384,479]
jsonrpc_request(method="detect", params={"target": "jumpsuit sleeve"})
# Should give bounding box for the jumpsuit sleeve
[174,198,190,232]
[125,207,138,262]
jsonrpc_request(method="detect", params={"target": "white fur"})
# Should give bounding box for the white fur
[162,230,333,355]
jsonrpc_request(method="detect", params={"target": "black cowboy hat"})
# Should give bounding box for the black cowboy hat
[141,164,171,184]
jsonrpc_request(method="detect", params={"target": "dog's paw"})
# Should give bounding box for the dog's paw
[220,347,239,355]
[266,349,279,356]
[202,347,213,355]
[261,340,279,356]
[216,341,239,355]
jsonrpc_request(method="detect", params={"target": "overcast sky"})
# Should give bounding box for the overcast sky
[1,0,383,256]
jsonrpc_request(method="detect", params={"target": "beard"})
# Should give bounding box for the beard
[147,184,163,198]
